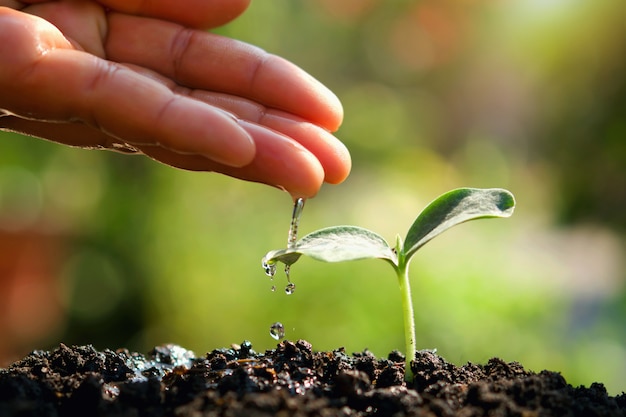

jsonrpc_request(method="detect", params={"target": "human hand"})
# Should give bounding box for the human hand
[0,0,351,198]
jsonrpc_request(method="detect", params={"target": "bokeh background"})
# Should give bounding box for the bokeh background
[1,0,625,395]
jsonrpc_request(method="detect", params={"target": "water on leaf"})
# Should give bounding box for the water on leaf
[269,322,285,340]
[262,259,276,277]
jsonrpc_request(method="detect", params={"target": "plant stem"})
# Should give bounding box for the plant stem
[397,262,416,381]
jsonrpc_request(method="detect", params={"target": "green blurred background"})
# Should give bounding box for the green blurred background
[1,0,625,395]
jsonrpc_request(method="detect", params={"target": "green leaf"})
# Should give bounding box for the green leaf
[262,226,397,267]
[403,188,516,261]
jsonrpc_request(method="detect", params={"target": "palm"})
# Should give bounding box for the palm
[0,0,350,197]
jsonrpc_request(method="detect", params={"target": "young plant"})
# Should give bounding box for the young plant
[262,187,516,381]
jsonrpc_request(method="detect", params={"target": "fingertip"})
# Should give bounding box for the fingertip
[258,111,350,185]
[323,139,352,185]
[286,155,325,199]
[324,89,344,133]
[298,73,343,133]
[239,121,325,198]
[256,55,344,132]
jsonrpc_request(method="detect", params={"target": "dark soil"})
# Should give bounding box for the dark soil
[0,340,624,416]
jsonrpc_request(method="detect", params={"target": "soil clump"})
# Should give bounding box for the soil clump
[0,340,624,416]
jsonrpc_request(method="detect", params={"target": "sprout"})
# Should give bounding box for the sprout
[262,188,516,381]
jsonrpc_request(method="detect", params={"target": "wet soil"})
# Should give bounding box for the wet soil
[0,340,624,416]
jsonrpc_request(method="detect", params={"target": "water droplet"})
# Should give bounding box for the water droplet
[271,285,276,292]
[285,282,296,295]
[269,322,285,340]
[287,198,305,249]
[262,259,276,277]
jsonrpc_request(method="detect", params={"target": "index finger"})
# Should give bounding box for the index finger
[105,13,343,132]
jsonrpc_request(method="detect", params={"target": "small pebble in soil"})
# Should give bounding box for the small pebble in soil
[269,322,285,340]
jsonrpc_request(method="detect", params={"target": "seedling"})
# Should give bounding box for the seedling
[262,187,516,380]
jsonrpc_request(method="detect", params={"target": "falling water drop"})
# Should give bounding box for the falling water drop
[284,265,295,294]
[271,285,276,292]
[287,198,305,249]
[269,322,285,340]
[285,282,296,295]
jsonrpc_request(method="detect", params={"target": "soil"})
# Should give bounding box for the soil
[0,340,624,417]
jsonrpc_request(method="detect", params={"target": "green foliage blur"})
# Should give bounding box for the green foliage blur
[1,0,625,395]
